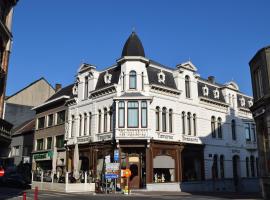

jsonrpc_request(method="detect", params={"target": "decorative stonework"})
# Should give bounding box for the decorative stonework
[104,71,112,84]
[202,85,209,96]
[240,97,245,107]
[248,100,253,107]
[213,88,219,99]
[157,70,165,84]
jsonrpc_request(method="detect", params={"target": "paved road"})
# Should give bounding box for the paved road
[0,187,262,200]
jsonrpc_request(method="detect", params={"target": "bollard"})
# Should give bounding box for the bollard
[23,192,26,200]
[34,187,38,200]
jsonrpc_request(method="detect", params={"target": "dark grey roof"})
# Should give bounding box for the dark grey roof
[121,92,144,97]
[147,66,177,89]
[198,77,224,87]
[95,66,121,90]
[121,32,145,57]
[12,119,35,136]
[197,81,226,103]
[46,84,74,102]
[149,60,175,70]
[237,94,252,109]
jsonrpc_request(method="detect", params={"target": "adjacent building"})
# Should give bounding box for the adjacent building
[32,84,73,177]
[63,32,258,192]
[0,0,18,166]
[249,45,270,199]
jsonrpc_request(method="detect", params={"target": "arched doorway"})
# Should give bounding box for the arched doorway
[232,155,240,191]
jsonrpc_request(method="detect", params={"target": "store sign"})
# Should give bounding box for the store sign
[105,163,119,179]
[114,149,119,162]
[33,151,52,160]
[182,135,200,143]
[129,157,139,163]
[158,133,173,140]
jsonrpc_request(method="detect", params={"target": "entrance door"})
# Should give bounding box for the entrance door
[128,154,140,189]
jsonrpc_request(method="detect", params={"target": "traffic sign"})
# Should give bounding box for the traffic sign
[114,149,119,162]
[105,173,118,179]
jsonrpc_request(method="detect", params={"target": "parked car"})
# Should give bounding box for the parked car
[0,172,30,188]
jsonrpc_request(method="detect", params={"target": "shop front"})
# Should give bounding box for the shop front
[32,151,53,171]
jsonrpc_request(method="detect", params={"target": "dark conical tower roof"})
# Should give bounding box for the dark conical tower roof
[121,32,145,57]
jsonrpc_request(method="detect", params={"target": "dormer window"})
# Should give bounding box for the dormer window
[73,85,78,96]
[240,97,245,107]
[213,89,219,99]
[248,100,253,107]
[202,85,209,96]
[104,71,112,84]
[157,70,165,84]
[129,70,137,89]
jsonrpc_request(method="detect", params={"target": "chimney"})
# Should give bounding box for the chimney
[208,76,215,84]
[55,83,62,92]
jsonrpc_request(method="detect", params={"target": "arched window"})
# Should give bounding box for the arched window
[84,76,88,99]
[217,117,222,138]
[141,101,147,128]
[142,72,144,90]
[185,75,191,98]
[182,112,185,134]
[129,70,137,89]
[84,113,87,136]
[98,110,101,133]
[193,114,196,136]
[187,112,191,135]
[104,108,107,132]
[231,119,236,140]
[156,107,160,131]
[250,155,255,177]
[71,115,75,137]
[109,107,113,131]
[246,157,250,177]
[118,102,125,128]
[211,116,216,138]
[169,109,173,133]
[220,155,225,178]
[79,114,82,136]
[162,107,167,132]
[88,112,92,135]
[212,154,218,179]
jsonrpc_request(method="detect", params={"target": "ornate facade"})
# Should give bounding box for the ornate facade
[63,32,258,191]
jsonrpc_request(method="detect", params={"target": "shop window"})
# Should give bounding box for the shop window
[156,107,160,131]
[118,102,125,128]
[153,155,175,183]
[162,107,167,132]
[185,75,191,98]
[182,112,185,134]
[187,112,191,135]
[37,117,45,129]
[128,101,139,128]
[56,110,65,125]
[169,109,173,133]
[211,116,216,138]
[141,101,147,128]
[47,137,52,150]
[47,114,53,127]
[231,119,236,140]
[129,70,137,89]
[56,135,64,148]
[98,110,101,133]
[217,117,222,139]
[36,139,44,151]
[220,155,225,178]
[84,113,87,135]
[250,155,255,177]
[246,157,250,177]
[104,108,107,132]
[193,114,196,136]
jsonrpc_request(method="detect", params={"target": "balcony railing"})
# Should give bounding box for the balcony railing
[245,140,257,150]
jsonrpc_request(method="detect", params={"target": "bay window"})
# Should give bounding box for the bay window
[128,101,139,127]
[141,101,147,128]
[118,102,125,128]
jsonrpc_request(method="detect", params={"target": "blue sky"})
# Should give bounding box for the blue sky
[7,0,270,96]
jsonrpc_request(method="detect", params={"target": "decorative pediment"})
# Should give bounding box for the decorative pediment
[225,81,239,91]
[77,63,96,73]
